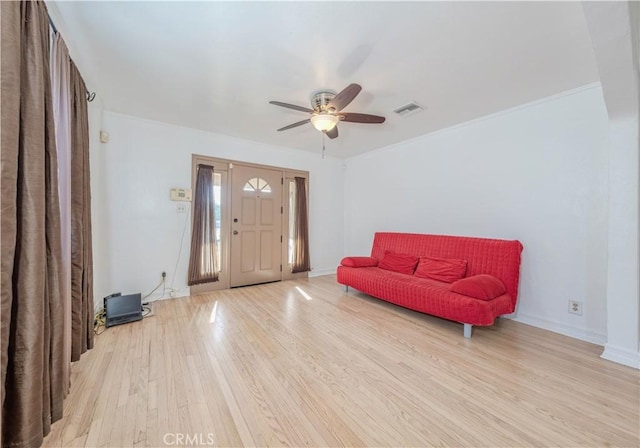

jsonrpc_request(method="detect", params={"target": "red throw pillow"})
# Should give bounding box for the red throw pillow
[414,256,467,283]
[450,274,506,301]
[378,251,419,275]
[340,256,378,268]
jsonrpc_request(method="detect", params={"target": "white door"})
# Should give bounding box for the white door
[230,165,282,287]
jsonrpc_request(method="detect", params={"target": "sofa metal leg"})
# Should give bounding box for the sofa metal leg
[463,323,473,338]
[343,285,349,293]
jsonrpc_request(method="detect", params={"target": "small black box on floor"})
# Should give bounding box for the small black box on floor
[104,292,142,327]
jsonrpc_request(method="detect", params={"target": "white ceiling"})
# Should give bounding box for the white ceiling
[50,1,599,158]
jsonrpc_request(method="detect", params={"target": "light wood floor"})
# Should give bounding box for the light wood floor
[44,275,639,447]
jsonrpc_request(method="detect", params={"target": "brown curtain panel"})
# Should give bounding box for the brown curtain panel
[69,61,94,361]
[188,165,219,285]
[1,1,66,446]
[291,177,311,273]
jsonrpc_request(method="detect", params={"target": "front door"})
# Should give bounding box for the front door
[230,165,282,287]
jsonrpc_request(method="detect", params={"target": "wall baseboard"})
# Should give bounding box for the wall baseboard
[510,312,606,346]
[601,344,640,369]
[309,268,336,278]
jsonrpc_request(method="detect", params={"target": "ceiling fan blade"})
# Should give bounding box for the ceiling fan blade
[277,119,310,132]
[340,112,385,124]
[326,126,338,139]
[327,83,362,111]
[269,101,313,114]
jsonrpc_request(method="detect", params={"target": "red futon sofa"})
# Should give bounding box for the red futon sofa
[337,232,523,337]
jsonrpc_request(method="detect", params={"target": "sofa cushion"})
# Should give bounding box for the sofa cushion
[340,256,378,268]
[414,256,467,283]
[378,251,419,275]
[450,274,506,301]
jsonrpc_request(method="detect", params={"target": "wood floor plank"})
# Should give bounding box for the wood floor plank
[44,275,640,447]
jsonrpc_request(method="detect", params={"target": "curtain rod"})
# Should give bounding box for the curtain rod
[47,14,58,34]
[48,12,95,102]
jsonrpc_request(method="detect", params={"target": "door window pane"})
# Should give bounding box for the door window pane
[243,177,271,193]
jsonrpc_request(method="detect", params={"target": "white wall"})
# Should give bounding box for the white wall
[344,85,610,343]
[96,112,344,303]
[88,98,107,310]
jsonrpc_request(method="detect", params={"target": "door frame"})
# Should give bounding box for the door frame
[190,154,309,294]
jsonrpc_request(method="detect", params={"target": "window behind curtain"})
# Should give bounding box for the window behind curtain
[288,180,296,265]
[213,172,222,271]
[188,164,219,285]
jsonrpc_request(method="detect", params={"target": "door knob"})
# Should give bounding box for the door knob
[233,230,238,235]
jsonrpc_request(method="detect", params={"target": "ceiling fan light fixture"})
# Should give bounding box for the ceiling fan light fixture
[270,84,384,140]
[310,113,338,132]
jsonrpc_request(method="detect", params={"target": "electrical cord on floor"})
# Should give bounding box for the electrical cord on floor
[142,305,152,317]
[94,308,106,335]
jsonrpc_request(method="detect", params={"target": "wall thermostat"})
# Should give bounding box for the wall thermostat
[170,188,192,201]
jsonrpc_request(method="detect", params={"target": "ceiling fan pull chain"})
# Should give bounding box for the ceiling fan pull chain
[322,131,326,159]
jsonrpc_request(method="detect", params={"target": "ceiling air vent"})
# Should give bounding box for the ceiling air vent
[393,101,425,117]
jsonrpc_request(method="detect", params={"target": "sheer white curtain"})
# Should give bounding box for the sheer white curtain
[50,30,72,396]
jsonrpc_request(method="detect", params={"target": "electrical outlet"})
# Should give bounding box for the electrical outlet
[568,300,583,315]
[176,203,187,213]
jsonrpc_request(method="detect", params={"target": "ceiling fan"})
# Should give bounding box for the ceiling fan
[269,83,385,139]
